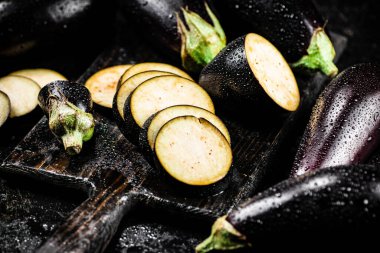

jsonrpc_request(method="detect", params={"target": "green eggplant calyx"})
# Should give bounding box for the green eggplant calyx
[48,99,95,155]
[195,216,248,253]
[178,2,226,72]
[292,28,338,77]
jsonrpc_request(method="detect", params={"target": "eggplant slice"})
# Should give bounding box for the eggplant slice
[144,105,230,151]
[155,116,232,186]
[122,75,214,144]
[10,68,67,88]
[118,62,193,88]
[200,33,300,114]
[114,71,174,120]
[85,64,133,108]
[126,75,214,128]
[0,91,11,127]
[0,75,40,118]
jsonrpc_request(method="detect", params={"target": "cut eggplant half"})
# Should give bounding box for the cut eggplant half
[85,64,133,108]
[114,71,174,121]
[0,91,11,127]
[123,75,214,144]
[200,33,300,114]
[143,105,230,151]
[118,62,193,88]
[211,0,338,76]
[155,116,232,186]
[0,75,40,118]
[10,68,67,88]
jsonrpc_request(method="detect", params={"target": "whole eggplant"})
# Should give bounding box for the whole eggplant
[210,0,338,76]
[118,0,226,72]
[196,164,380,252]
[38,81,95,155]
[0,0,110,56]
[292,63,380,176]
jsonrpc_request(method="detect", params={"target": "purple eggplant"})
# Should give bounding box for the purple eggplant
[292,63,380,176]
[196,164,380,252]
[210,0,338,76]
[118,0,226,72]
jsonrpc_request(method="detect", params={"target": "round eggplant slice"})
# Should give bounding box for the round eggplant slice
[118,62,193,88]
[0,75,40,118]
[85,65,133,108]
[200,33,300,115]
[123,75,214,144]
[0,91,11,127]
[155,116,232,186]
[143,105,230,151]
[10,68,67,88]
[114,71,174,121]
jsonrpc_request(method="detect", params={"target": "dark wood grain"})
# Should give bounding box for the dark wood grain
[0,33,347,252]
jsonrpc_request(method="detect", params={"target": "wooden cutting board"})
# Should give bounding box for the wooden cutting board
[0,32,347,252]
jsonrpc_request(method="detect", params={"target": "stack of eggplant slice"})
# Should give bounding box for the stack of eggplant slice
[0,68,67,127]
[0,76,40,119]
[210,0,338,77]
[197,63,380,252]
[113,62,233,186]
[118,0,227,72]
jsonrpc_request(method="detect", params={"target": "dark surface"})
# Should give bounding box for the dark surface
[0,1,379,252]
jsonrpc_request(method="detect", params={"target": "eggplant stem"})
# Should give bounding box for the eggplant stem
[62,131,83,155]
[178,3,226,72]
[195,216,248,253]
[292,28,338,77]
[48,99,94,155]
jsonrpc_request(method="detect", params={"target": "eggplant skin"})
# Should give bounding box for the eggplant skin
[211,0,323,62]
[199,34,288,117]
[0,0,106,56]
[38,81,93,114]
[119,0,215,54]
[227,165,380,243]
[292,63,380,176]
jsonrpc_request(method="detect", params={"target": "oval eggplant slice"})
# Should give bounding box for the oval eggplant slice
[143,105,230,152]
[0,91,11,127]
[123,75,214,144]
[0,76,40,118]
[85,65,133,108]
[114,71,174,121]
[155,116,232,186]
[292,63,380,176]
[9,68,67,88]
[118,62,193,88]
[119,0,226,72]
[211,0,338,76]
[200,33,300,114]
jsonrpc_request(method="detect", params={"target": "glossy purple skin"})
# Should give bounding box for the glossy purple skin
[227,164,380,242]
[292,63,380,176]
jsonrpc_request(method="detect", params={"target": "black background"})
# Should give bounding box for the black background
[1,0,379,252]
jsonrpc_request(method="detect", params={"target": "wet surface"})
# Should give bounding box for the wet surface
[1,1,380,252]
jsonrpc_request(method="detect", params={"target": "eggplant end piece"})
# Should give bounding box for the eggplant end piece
[292,28,338,77]
[196,216,248,253]
[49,99,94,155]
[178,2,226,72]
